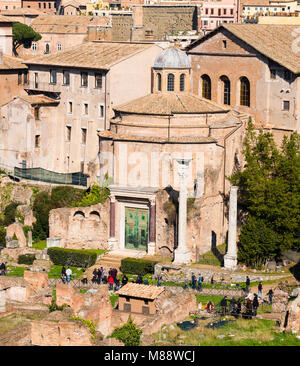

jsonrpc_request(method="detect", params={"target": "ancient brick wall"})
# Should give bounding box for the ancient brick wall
[111,14,133,42]
[132,6,199,41]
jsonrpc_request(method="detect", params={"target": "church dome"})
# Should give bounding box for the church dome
[154,47,191,69]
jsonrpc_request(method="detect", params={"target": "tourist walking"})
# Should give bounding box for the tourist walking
[184,278,188,290]
[267,289,274,304]
[220,296,227,316]
[0,262,6,276]
[258,281,263,300]
[191,273,197,289]
[66,267,72,283]
[206,301,214,313]
[108,275,114,291]
[252,294,259,317]
[244,298,253,319]
[197,274,204,291]
[136,274,143,284]
[97,268,102,285]
[245,276,250,293]
[121,274,128,287]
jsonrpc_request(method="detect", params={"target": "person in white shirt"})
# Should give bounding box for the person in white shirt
[66,267,72,283]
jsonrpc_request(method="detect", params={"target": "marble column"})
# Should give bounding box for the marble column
[148,198,156,255]
[224,185,238,270]
[173,158,192,264]
[107,195,118,251]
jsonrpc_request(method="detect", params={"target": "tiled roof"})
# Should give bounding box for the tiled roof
[1,8,45,16]
[0,15,14,22]
[113,92,230,115]
[31,15,110,34]
[98,130,217,143]
[117,283,165,300]
[0,55,27,70]
[18,94,59,105]
[187,24,300,74]
[25,42,155,70]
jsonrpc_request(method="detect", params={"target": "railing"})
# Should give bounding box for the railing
[14,167,88,187]
[25,80,61,93]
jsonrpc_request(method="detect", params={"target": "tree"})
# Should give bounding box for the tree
[13,22,42,51]
[110,316,142,346]
[230,118,300,267]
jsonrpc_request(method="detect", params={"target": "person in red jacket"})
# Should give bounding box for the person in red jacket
[108,275,114,291]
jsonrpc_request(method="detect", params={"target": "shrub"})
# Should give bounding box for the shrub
[18,253,36,265]
[48,299,68,313]
[0,226,6,247]
[32,191,52,241]
[74,184,110,207]
[110,316,142,346]
[120,257,158,276]
[50,186,85,208]
[47,247,97,268]
[0,202,19,226]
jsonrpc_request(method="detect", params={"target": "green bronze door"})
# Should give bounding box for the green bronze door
[125,207,148,251]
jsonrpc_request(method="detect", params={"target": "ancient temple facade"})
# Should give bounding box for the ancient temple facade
[97,46,249,261]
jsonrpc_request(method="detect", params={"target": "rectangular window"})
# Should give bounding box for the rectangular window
[35,135,40,148]
[63,70,70,85]
[222,40,227,49]
[68,101,73,114]
[50,69,57,84]
[34,107,40,120]
[83,103,88,115]
[99,104,104,118]
[205,8,208,14]
[218,8,221,15]
[95,73,102,89]
[57,43,62,51]
[23,71,28,85]
[81,72,88,87]
[81,128,87,144]
[283,100,290,111]
[66,126,71,142]
[230,8,233,14]
[34,72,39,88]
[224,8,227,14]
[211,8,214,14]
[32,42,37,51]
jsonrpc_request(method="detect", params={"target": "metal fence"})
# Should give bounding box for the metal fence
[14,167,88,186]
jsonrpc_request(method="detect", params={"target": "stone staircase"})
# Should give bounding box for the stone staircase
[81,250,147,280]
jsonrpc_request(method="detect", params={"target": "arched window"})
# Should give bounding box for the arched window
[157,73,161,91]
[201,74,211,100]
[180,74,185,92]
[167,73,174,91]
[74,211,85,219]
[220,76,230,105]
[240,77,250,107]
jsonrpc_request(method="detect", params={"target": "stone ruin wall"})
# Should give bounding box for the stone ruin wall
[49,202,110,250]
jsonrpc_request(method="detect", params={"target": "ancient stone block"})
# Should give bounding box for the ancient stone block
[24,271,48,292]
[6,222,26,248]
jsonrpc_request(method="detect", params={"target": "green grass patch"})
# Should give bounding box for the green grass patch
[153,317,300,346]
[110,294,119,308]
[196,243,227,266]
[48,265,85,279]
[6,265,28,277]
[32,240,47,250]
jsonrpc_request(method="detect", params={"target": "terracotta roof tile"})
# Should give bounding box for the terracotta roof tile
[18,94,59,105]
[98,129,217,143]
[188,24,300,74]
[31,15,110,34]
[1,8,45,16]
[117,283,165,300]
[113,92,230,115]
[25,42,155,70]
[0,55,27,70]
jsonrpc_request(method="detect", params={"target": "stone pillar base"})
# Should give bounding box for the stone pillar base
[147,242,156,256]
[224,253,238,270]
[173,249,191,265]
[107,238,118,251]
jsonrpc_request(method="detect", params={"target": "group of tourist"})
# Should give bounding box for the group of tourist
[61,266,73,283]
[184,273,206,291]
